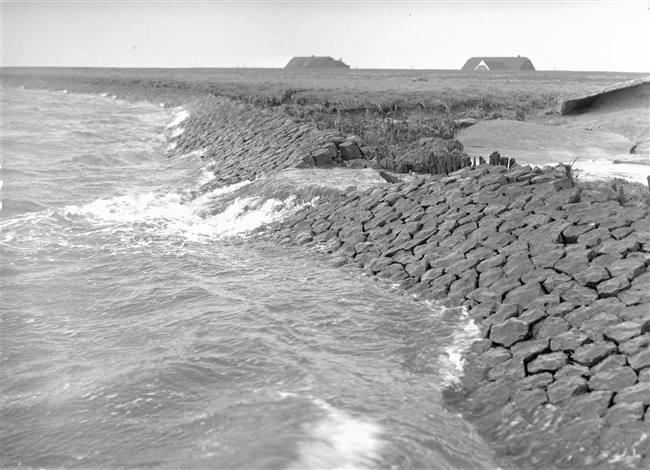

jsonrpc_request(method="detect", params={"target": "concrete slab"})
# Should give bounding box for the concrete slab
[457,119,649,184]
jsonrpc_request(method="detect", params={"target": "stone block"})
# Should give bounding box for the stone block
[536,316,570,340]
[547,376,588,404]
[489,319,530,347]
[597,276,631,297]
[561,391,613,418]
[588,366,638,392]
[338,141,362,161]
[527,351,568,373]
[605,402,645,426]
[604,322,644,345]
[613,382,650,405]
[572,341,617,367]
[573,265,610,287]
[511,339,550,362]
[504,282,545,309]
[607,258,645,280]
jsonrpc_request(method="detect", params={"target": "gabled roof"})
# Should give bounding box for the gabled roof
[285,56,350,69]
[461,57,535,71]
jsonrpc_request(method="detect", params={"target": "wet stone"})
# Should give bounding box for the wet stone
[607,258,646,280]
[597,276,631,297]
[580,313,622,342]
[536,316,571,340]
[605,402,645,426]
[573,265,610,287]
[628,347,650,371]
[604,322,644,344]
[485,303,520,325]
[512,389,548,417]
[487,358,526,382]
[515,376,553,400]
[527,352,568,373]
[619,333,650,356]
[547,376,588,404]
[518,308,547,325]
[511,339,550,362]
[504,282,544,309]
[590,354,628,374]
[555,363,591,380]
[588,366,638,392]
[553,281,599,306]
[613,382,650,405]
[572,341,618,367]
[561,391,613,418]
[489,319,530,347]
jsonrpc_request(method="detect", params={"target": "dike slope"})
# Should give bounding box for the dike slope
[259,164,650,469]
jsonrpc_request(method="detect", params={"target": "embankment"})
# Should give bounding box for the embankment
[4,74,649,469]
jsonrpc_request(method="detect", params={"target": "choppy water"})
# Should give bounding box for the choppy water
[1,87,500,469]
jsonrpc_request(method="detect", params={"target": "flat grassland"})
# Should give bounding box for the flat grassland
[2,67,644,113]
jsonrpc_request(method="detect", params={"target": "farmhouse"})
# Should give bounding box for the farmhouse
[285,56,350,69]
[461,56,535,71]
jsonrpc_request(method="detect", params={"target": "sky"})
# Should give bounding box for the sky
[1,1,649,72]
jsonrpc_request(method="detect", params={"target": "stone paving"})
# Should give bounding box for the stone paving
[261,164,650,468]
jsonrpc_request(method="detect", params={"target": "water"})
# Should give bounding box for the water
[1,87,500,469]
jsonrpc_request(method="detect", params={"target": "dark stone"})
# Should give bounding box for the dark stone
[487,358,526,381]
[489,319,530,347]
[512,389,548,417]
[484,303,520,325]
[573,265,610,287]
[588,366,638,392]
[577,227,611,247]
[604,322,644,344]
[526,293,561,312]
[536,316,571,340]
[597,276,631,297]
[555,364,591,380]
[479,347,512,368]
[511,339,550,362]
[607,258,646,280]
[504,282,545,309]
[338,141,362,160]
[550,329,590,352]
[605,402,645,426]
[580,312,622,342]
[591,354,628,373]
[555,255,591,277]
[527,351,568,373]
[561,391,613,418]
[572,341,618,367]
[614,382,650,405]
[547,376,588,404]
[619,333,650,356]
[531,245,565,269]
[628,347,650,371]
[553,281,599,306]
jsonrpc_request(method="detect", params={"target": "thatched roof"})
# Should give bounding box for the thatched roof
[285,56,350,69]
[461,57,535,71]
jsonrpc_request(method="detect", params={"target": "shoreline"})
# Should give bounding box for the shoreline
[3,73,649,469]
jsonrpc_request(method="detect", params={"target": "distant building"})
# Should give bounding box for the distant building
[461,56,536,71]
[285,56,350,69]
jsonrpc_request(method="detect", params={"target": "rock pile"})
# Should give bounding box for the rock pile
[169,96,379,190]
[261,163,650,468]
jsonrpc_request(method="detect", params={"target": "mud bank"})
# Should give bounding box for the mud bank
[5,75,649,469]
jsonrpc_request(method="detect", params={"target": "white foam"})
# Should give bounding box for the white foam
[427,303,482,387]
[166,108,189,129]
[289,397,384,469]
